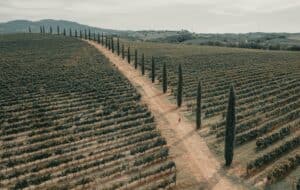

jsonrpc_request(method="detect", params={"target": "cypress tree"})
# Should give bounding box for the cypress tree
[40,26,43,34]
[151,56,155,83]
[108,36,111,50]
[111,37,114,53]
[93,32,96,41]
[75,30,78,38]
[122,44,125,59]
[28,26,31,33]
[141,53,145,75]
[127,47,131,63]
[80,30,82,38]
[117,37,120,56]
[50,26,52,34]
[69,28,72,37]
[134,49,138,69]
[162,63,167,93]
[224,85,236,167]
[196,81,202,129]
[42,26,45,34]
[63,28,66,36]
[84,29,87,39]
[57,25,60,35]
[101,33,104,45]
[97,33,100,43]
[105,36,108,48]
[107,36,109,49]
[177,64,183,107]
[88,29,91,40]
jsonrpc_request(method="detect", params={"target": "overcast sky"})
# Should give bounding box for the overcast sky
[0,0,299,33]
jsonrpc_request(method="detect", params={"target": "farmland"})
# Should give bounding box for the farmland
[118,39,300,189]
[1,29,300,190]
[0,34,176,189]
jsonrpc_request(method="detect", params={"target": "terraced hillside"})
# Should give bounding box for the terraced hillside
[118,40,300,189]
[0,34,176,190]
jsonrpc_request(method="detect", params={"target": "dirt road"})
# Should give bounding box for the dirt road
[86,40,245,190]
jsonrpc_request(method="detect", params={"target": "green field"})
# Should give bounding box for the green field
[118,39,300,189]
[0,34,176,190]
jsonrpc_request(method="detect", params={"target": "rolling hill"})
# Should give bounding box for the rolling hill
[1,19,300,51]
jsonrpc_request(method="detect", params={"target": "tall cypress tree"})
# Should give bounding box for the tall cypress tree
[57,26,60,35]
[84,29,87,39]
[93,32,96,41]
[117,37,120,56]
[196,81,202,129]
[28,26,31,33]
[101,33,104,45]
[177,64,183,107]
[141,53,145,75]
[97,33,100,43]
[105,36,108,48]
[162,63,167,93]
[88,29,91,40]
[107,37,111,50]
[107,36,109,48]
[75,30,78,38]
[40,26,43,34]
[122,44,125,59]
[50,26,52,34]
[134,49,138,69]
[224,85,236,167]
[80,30,82,38]
[42,26,45,34]
[151,57,155,83]
[111,37,114,53]
[69,28,72,37]
[63,28,66,36]
[127,47,131,63]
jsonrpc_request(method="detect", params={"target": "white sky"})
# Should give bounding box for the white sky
[0,0,299,33]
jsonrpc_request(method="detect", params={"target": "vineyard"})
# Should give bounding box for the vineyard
[116,39,300,189]
[0,34,176,189]
[1,28,300,189]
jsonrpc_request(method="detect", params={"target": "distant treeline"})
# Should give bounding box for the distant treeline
[148,32,300,51]
[197,41,300,51]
